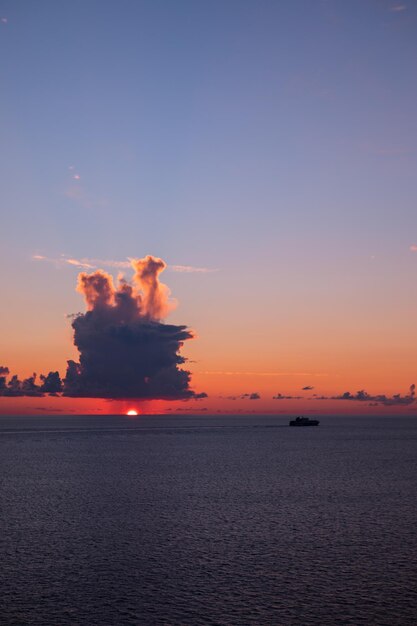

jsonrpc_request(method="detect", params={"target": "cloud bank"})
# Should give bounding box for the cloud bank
[0,371,62,397]
[329,384,416,406]
[270,385,416,406]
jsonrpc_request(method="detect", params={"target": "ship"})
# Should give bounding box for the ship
[289,416,320,427]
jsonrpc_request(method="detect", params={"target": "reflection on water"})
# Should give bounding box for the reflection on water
[2,415,417,625]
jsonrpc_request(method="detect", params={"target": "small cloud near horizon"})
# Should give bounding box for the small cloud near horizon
[244,392,261,400]
[273,393,303,400]
[270,385,416,407]
[317,384,415,406]
[222,392,261,400]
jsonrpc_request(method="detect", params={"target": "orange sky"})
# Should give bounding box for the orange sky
[1,256,416,415]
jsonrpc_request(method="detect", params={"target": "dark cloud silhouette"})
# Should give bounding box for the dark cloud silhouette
[302,385,314,390]
[272,393,303,400]
[318,384,416,406]
[242,392,261,400]
[270,385,416,407]
[0,370,64,397]
[40,371,63,393]
[63,256,205,400]
[1,258,204,401]
[0,366,9,393]
[0,373,42,397]
[223,392,261,400]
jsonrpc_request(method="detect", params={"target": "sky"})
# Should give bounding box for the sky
[1,0,416,415]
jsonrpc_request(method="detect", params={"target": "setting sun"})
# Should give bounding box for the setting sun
[126,409,138,416]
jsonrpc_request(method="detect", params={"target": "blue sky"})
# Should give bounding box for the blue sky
[2,1,416,264]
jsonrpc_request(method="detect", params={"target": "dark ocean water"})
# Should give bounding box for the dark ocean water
[1,415,417,625]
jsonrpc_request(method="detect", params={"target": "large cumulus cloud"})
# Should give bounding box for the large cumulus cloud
[62,255,203,400]
[0,256,204,401]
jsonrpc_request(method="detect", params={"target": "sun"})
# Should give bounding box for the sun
[126,409,138,416]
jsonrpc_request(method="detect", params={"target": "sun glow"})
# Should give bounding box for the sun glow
[127,409,138,416]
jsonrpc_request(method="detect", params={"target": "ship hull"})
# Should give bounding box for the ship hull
[289,419,320,426]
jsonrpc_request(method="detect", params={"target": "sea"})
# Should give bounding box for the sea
[1,414,417,625]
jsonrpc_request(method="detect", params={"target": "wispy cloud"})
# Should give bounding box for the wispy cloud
[66,258,95,269]
[201,371,330,377]
[360,141,413,157]
[170,265,218,273]
[64,185,108,210]
[33,254,217,273]
[410,245,417,252]
[389,4,407,12]
[33,255,101,270]
[90,258,131,269]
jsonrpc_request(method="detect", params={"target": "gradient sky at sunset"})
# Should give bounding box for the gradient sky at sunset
[1,0,416,414]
